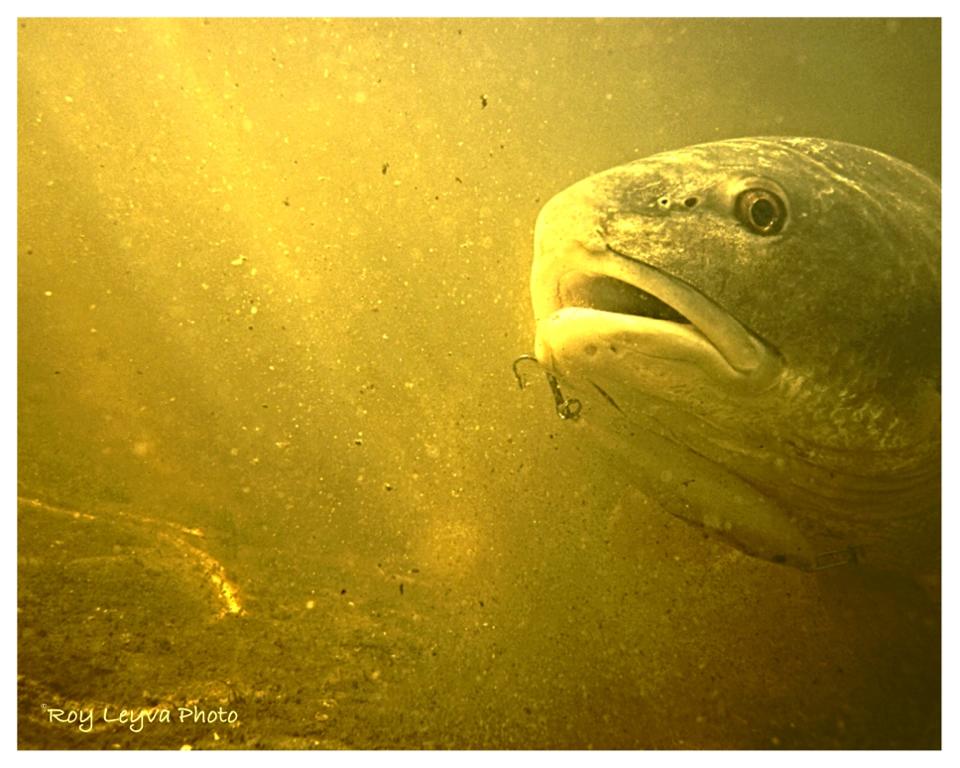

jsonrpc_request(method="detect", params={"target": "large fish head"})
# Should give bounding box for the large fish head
[531,137,940,571]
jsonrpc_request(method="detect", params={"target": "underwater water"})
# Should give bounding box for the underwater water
[17,18,939,749]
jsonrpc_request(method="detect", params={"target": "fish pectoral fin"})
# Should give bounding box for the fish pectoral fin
[652,458,817,570]
[682,501,816,571]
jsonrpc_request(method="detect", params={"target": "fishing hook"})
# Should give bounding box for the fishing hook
[512,355,582,421]
[512,354,539,390]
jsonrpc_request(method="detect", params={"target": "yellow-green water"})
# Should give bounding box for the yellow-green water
[18,18,939,749]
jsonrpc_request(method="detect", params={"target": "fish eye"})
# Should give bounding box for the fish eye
[735,188,786,235]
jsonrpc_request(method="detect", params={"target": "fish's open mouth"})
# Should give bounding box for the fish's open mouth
[559,273,693,325]
[533,243,781,382]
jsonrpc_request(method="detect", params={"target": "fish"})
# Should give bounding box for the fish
[528,137,940,574]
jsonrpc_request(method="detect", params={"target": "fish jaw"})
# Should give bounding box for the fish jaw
[532,195,783,391]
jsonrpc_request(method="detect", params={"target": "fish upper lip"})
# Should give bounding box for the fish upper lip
[543,243,780,377]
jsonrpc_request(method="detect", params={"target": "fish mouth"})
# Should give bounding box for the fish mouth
[534,243,782,383]
[559,270,693,325]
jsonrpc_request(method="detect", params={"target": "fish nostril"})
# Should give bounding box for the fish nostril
[684,196,699,208]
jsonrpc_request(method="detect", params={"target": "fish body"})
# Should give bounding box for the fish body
[530,137,940,573]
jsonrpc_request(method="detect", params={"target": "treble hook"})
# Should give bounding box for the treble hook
[512,355,582,421]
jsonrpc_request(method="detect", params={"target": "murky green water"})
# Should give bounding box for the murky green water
[18,18,939,749]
